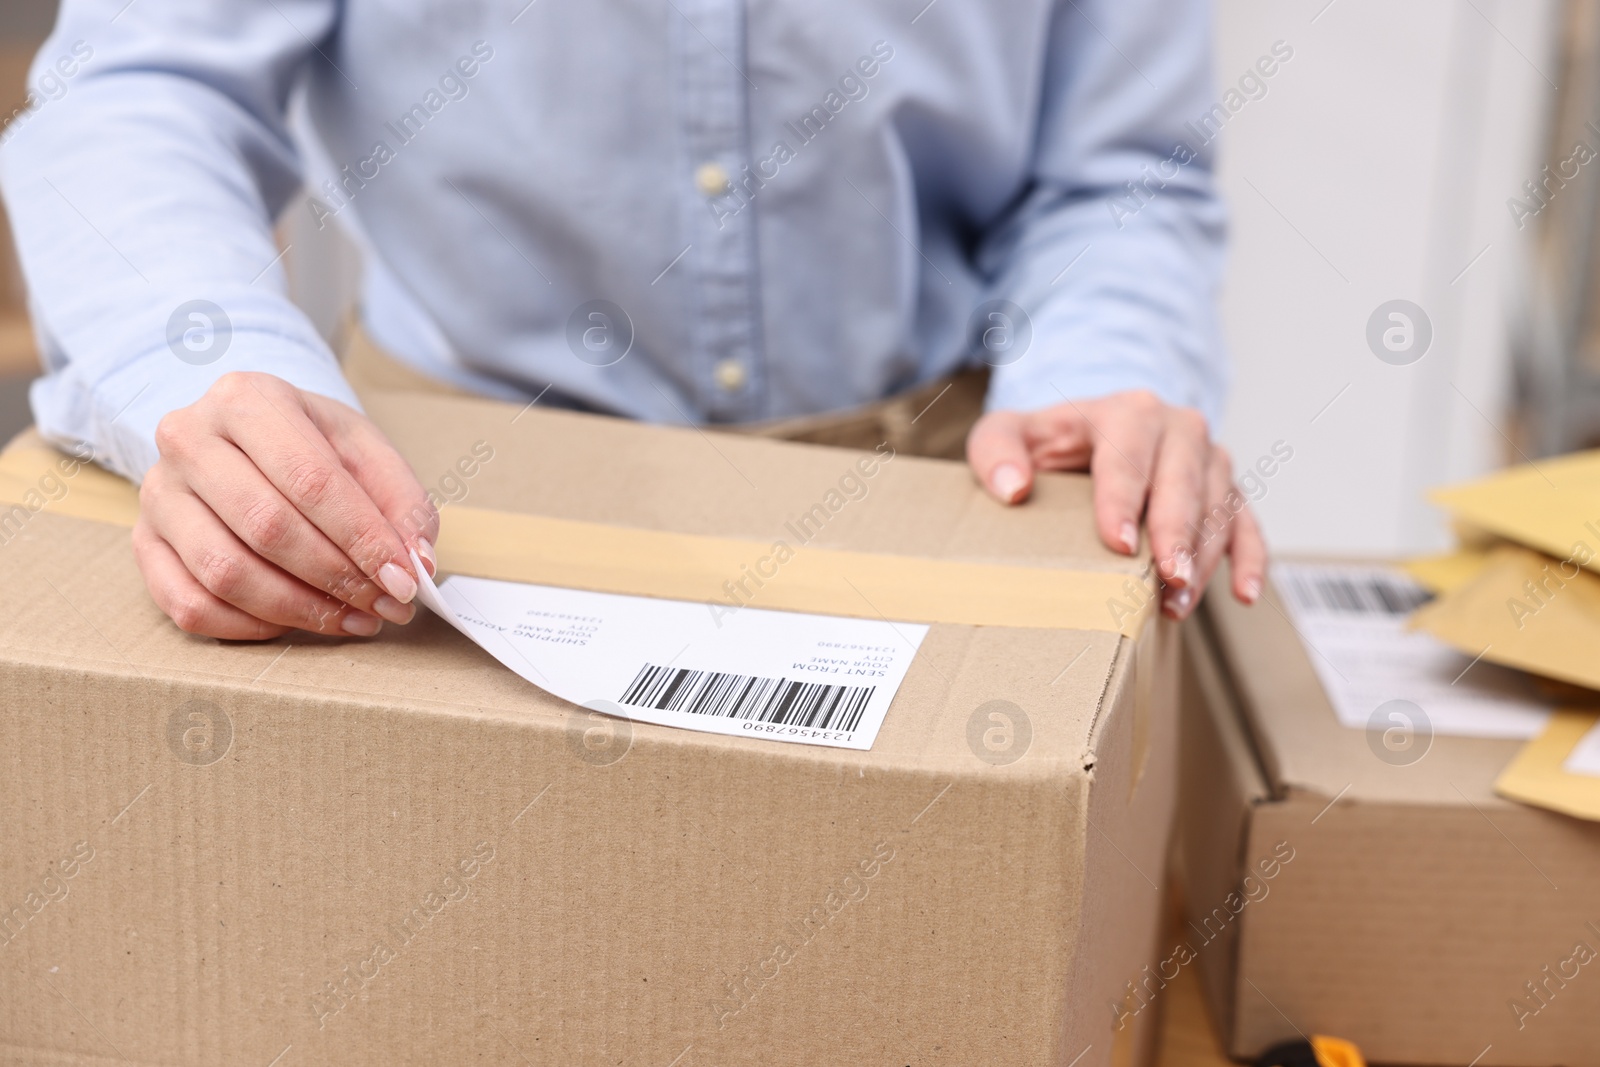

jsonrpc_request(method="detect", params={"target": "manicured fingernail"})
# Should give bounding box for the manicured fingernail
[1241,577,1262,604]
[1119,522,1139,554]
[1169,588,1195,618]
[991,463,1027,504]
[341,612,384,637]
[377,561,418,604]
[1171,553,1194,588]
[372,594,415,625]
[415,538,437,578]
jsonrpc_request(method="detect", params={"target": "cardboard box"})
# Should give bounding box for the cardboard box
[1180,570,1600,1066]
[0,391,1178,1066]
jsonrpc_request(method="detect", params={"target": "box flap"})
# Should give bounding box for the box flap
[363,392,1148,574]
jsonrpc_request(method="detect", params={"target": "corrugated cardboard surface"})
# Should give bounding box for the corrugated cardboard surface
[1175,619,1269,1039]
[1184,568,1600,1066]
[363,393,1148,575]
[0,397,1177,1066]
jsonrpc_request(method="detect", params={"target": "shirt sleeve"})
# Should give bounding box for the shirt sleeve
[976,0,1230,427]
[0,0,362,483]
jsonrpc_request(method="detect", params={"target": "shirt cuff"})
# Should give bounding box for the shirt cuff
[983,331,1226,429]
[987,359,1214,420]
[31,329,362,483]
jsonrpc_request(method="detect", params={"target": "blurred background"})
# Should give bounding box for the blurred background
[0,0,1594,557]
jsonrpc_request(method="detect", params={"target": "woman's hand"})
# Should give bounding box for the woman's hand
[133,371,439,640]
[967,389,1266,620]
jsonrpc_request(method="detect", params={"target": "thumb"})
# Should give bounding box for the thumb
[966,410,1034,505]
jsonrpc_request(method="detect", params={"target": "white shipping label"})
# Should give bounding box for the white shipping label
[410,552,928,750]
[1564,720,1600,778]
[1275,561,1552,740]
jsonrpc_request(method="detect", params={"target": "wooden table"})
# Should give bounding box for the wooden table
[1155,956,1237,1067]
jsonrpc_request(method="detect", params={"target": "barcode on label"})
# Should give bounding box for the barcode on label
[619,664,875,733]
[1284,569,1431,616]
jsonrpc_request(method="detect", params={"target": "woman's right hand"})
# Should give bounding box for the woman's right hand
[132,371,440,640]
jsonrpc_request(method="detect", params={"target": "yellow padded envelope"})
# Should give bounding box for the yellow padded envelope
[1429,448,1600,573]
[1409,544,1600,692]
[1400,546,1494,594]
[1496,710,1600,822]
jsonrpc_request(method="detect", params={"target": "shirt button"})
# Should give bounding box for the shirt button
[714,359,747,392]
[695,161,730,198]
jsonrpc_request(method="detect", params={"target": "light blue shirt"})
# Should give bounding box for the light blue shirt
[1,0,1228,482]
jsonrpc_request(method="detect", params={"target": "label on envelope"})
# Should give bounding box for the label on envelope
[411,553,928,750]
[1565,719,1600,778]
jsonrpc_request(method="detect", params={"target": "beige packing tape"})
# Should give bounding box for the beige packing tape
[0,431,1154,636]
[0,435,142,528]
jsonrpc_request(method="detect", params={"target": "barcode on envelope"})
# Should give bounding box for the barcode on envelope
[1282,569,1431,616]
[619,664,875,732]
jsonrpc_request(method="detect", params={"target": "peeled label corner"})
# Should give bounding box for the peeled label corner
[410,551,928,750]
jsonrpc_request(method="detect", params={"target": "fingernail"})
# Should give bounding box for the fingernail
[377,561,418,604]
[991,463,1027,504]
[1119,521,1139,554]
[1171,553,1194,588]
[415,538,437,578]
[1241,577,1262,604]
[372,594,415,625]
[1168,587,1195,618]
[341,612,384,637]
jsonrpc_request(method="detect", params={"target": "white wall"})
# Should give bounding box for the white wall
[1213,0,1560,556]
